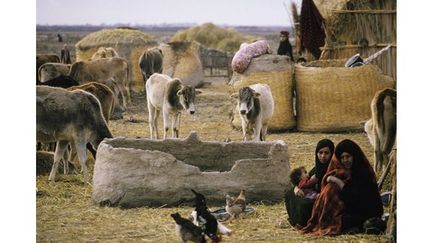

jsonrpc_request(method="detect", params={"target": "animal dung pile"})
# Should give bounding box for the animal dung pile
[92,131,290,208]
[75,28,158,92]
[230,54,296,131]
[160,41,204,87]
[295,59,395,132]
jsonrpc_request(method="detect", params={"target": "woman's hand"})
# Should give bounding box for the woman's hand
[326,176,345,189]
[294,186,305,197]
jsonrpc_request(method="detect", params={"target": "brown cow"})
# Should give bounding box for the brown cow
[67,82,115,123]
[364,88,396,173]
[36,54,60,82]
[138,47,163,84]
[38,63,71,82]
[68,57,130,110]
[91,47,119,60]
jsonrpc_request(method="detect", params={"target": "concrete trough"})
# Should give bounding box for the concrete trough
[92,132,290,207]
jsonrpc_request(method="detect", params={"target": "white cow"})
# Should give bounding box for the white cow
[231,83,274,141]
[146,73,201,139]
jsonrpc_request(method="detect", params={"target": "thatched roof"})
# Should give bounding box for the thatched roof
[313,0,397,80]
[76,28,157,50]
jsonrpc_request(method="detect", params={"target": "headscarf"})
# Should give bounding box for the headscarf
[331,139,376,182]
[314,139,335,184]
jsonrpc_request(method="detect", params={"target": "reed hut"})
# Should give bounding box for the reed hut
[75,28,158,92]
[314,0,397,80]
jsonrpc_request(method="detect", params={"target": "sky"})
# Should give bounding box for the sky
[37,0,301,26]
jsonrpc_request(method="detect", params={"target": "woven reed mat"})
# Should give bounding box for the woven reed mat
[230,54,295,131]
[295,61,395,132]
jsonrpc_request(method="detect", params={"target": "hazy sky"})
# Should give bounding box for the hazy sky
[37,0,301,26]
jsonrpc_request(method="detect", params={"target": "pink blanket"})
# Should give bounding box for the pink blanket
[231,40,272,73]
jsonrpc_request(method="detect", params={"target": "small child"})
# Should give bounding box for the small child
[290,166,319,199]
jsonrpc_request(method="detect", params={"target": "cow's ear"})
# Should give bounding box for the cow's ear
[253,92,261,98]
[177,87,184,96]
[359,120,367,126]
[231,93,239,99]
[195,89,202,95]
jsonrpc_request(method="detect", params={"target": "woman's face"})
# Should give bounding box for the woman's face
[340,152,353,169]
[317,147,332,164]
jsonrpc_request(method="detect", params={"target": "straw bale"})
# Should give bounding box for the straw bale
[160,41,204,87]
[75,28,158,92]
[295,61,395,132]
[230,54,295,131]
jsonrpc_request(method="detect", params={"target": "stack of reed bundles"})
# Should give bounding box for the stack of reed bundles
[159,41,204,87]
[230,54,295,131]
[295,59,395,132]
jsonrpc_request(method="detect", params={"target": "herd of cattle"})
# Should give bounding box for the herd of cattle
[36,46,396,185]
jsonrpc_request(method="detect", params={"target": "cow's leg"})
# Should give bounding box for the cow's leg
[148,102,157,139]
[154,109,160,139]
[75,140,89,183]
[48,140,69,181]
[253,121,263,142]
[373,132,383,172]
[240,118,248,141]
[261,124,268,141]
[163,108,170,139]
[172,113,180,138]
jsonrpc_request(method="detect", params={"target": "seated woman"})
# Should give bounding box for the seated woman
[301,139,383,236]
[285,139,335,227]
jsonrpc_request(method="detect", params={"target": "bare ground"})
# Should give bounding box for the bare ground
[36,78,391,242]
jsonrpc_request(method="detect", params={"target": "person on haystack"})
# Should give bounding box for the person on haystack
[277,31,294,61]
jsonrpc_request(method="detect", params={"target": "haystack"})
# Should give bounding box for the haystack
[314,0,396,80]
[230,54,295,131]
[75,28,158,92]
[295,60,395,132]
[160,41,204,87]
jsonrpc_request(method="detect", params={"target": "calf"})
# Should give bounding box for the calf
[145,73,201,139]
[37,86,113,182]
[37,75,79,88]
[231,84,274,141]
[363,88,396,173]
[38,63,71,82]
[138,47,163,83]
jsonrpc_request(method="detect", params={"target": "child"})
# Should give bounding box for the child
[290,166,319,199]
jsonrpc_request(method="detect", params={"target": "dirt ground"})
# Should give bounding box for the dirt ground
[36,77,391,242]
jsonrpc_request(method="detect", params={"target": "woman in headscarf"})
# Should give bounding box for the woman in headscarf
[285,139,335,227]
[301,139,383,235]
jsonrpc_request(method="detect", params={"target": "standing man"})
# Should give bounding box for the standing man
[61,44,72,64]
[277,31,294,61]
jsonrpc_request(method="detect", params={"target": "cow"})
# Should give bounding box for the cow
[91,47,119,60]
[68,82,115,124]
[37,75,80,88]
[36,86,113,182]
[36,54,60,82]
[231,84,274,142]
[68,57,130,110]
[138,47,163,84]
[38,63,71,82]
[145,73,201,139]
[363,88,396,173]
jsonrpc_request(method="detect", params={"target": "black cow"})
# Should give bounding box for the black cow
[138,47,163,84]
